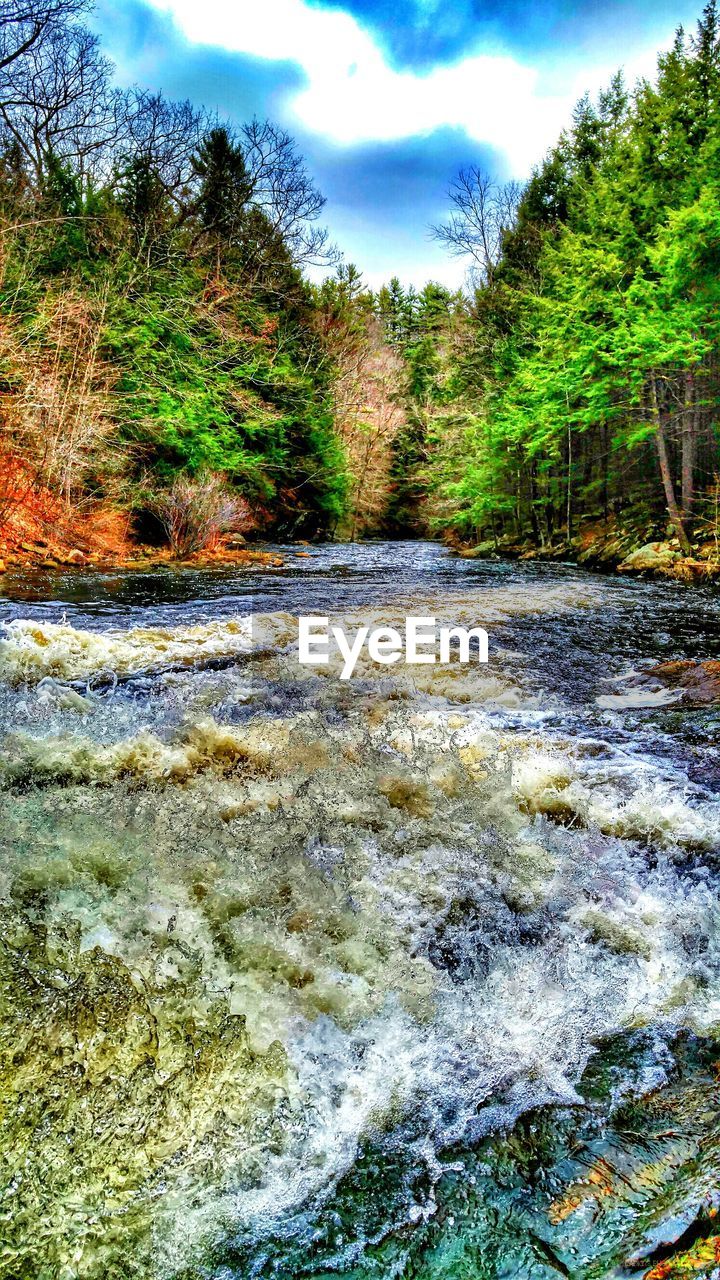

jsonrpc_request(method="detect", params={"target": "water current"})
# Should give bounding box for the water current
[1,541,719,1280]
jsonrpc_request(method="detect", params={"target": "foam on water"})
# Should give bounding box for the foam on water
[0,615,255,685]
[1,574,719,1277]
[0,578,602,688]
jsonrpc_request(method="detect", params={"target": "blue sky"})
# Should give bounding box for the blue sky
[93,0,701,287]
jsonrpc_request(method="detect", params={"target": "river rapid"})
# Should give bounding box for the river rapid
[1,541,719,1280]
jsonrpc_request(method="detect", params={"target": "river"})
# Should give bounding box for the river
[1,541,719,1279]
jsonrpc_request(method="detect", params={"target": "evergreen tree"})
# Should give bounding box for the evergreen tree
[192,127,251,266]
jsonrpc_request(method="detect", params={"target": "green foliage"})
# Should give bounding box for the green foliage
[192,127,251,258]
[421,3,720,547]
[0,124,350,537]
[98,265,345,527]
[4,0,720,548]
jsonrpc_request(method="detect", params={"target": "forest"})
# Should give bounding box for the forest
[1,0,720,568]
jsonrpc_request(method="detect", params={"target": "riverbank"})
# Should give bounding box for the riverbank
[451,517,720,583]
[0,495,285,573]
[0,538,285,574]
[0,541,285,573]
[3,495,720,587]
[0,465,293,573]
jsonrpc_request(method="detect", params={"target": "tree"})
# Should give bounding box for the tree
[191,126,250,267]
[422,13,720,551]
[0,0,88,73]
[117,153,170,263]
[0,14,120,184]
[431,168,522,285]
[377,277,411,349]
[239,118,333,271]
[121,90,206,213]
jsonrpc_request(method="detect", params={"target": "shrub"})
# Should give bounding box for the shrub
[150,473,252,557]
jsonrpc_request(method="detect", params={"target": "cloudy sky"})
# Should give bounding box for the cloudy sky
[93,0,701,287]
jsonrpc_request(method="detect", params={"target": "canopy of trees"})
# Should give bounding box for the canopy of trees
[400,3,720,554]
[2,0,720,555]
[0,0,348,539]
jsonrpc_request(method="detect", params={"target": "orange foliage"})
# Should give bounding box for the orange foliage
[0,449,132,566]
[644,1236,720,1279]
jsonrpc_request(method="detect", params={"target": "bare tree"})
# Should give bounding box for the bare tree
[5,284,120,506]
[323,310,405,539]
[121,89,208,209]
[240,118,334,270]
[150,474,252,557]
[431,167,522,285]
[0,0,88,72]
[0,16,121,184]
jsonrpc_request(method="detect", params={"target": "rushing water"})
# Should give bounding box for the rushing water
[1,541,719,1280]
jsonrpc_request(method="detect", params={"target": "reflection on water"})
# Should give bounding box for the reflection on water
[0,542,719,1279]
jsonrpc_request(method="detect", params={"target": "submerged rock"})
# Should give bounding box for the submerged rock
[0,908,289,1277]
[597,659,720,709]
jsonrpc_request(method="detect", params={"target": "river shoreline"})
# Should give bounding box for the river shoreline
[4,513,720,584]
[451,517,720,583]
[2,538,719,584]
[0,538,287,574]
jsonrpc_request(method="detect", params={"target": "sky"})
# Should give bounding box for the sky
[93,0,702,288]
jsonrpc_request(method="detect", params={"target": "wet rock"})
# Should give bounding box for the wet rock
[624,1196,720,1268]
[617,541,720,580]
[580,908,652,959]
[226,534,247,548]
[673,556,720,582]
[648,659,720,707]
[598,659,720,709]
[458,541,498,559]
[618,542,681,574]
[65,548,85,564]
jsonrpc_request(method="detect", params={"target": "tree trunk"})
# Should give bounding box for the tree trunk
[529,463,544,547]
[490,509,499,549]
[566,418,573,539]
[650,372,692,554]
[681,370,696,518]
[602,423,609,522]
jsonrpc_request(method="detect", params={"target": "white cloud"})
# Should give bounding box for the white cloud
[144,0,667,176]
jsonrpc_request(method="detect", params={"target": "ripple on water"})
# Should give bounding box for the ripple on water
[0,544,719,1278]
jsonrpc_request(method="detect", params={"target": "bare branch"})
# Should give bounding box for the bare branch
[240,117,333,268]
[0,17,119,183]
[0,0,88,71]
[431,167,522,285]
[120,89,209,210]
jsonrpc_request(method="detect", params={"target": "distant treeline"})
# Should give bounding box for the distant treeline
[374,2,720,552]
[2,0,720,552]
